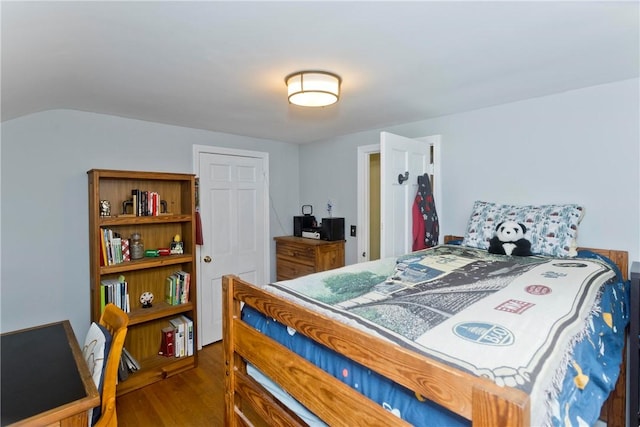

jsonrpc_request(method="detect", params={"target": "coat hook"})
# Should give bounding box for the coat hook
[398,171,409,184]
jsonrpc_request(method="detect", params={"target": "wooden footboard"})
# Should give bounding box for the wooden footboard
[223,275,530,427]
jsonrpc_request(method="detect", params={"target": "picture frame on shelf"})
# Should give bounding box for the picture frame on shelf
[170,241,184,255]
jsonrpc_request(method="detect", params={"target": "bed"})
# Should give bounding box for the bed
[223,202,630,427]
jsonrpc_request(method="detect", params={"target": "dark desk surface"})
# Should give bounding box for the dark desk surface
[1,321,99,426]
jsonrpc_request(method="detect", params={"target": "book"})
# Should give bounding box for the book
[179,315,194,356]
[121,238,131,262]
[165,271,190,305]
[121,280,129,311]
[176,271,190,304]
[105,228,112,265]
[151,192,158,216]
[103,228,109,265]
[141,191,148,216]
[100,285,106,313]
[118,354,129,381]
[111,237,122,264]
[100,279,114,306]
[172,270,190,304]
[131,189,139,216]
[121,347,140,372]
[101,228,124,265]
[159,326,175,357]
[169,317,185,357]
[173,271,184,305]
[165,274,176,305]
[100,278,130,313]
[99,228,107,266]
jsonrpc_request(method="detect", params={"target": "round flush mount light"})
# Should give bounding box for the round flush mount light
[285,71,341,107]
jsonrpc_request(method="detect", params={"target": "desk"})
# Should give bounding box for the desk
[1,320,100,426]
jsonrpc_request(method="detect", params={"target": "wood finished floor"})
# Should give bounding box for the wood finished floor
[116,341,614,427]
[117,342,225,426]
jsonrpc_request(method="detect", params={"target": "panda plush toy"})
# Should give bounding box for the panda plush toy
[488,221,532,256]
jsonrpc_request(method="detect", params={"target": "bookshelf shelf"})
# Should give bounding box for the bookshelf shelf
[99,214,192,226]
[127,302,194,326]
[88,169,198,396]
[98,254,193,275]
[116,354,196,395]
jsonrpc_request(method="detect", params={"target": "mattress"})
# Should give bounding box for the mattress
[243,245,628,426]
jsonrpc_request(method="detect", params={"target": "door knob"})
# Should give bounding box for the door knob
[203,256,212,263]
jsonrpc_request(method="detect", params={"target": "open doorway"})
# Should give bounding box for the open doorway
[357,134,441,263]
[369,153,381,261]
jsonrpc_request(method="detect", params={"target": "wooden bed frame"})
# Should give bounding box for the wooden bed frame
[223,240,629,427]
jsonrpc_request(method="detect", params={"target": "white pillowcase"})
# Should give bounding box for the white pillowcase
[462,201,585,257]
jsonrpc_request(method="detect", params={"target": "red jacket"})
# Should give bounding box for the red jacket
[412,174,439,251]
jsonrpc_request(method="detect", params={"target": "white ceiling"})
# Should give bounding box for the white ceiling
[2,1,638,144]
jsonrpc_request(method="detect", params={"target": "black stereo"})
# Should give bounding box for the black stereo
[321,217,345,241]
[294,215,317,237]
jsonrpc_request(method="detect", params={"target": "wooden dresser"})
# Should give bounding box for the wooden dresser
[274,236,345,281]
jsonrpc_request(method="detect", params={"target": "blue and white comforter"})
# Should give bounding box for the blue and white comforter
[244,245,628,426]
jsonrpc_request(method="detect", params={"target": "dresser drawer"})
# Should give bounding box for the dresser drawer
[316,244,345,271]
[274,236,345,281]
[276,241,315,265]
[276,258,315,281]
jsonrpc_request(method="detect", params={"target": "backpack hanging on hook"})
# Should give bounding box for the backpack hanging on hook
[412,173,439,250]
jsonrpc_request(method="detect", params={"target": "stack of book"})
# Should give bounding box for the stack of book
[164,316,194,358]
[165,271,191,305]
[100,277,130,313]
[99,227,130,266]
[131,189,163,216]
[119,347,141,381]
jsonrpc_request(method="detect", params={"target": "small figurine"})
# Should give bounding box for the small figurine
[100,200,111,217]
[170,234,184,255]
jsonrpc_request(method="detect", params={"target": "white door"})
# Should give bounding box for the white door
[196,149,269,346]
[380,132,434,258]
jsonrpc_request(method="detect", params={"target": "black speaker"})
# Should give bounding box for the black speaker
[294,215,317,237]
[321,217,345,241]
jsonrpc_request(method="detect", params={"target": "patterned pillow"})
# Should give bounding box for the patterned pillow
[461,201,585,257]
[83,322,112,425]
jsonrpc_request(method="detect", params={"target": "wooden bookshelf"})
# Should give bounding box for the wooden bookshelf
[88,169,198,396]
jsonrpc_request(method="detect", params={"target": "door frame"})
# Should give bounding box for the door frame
[192,144,270,348]
[356,135,442,262]
[356,144,380,263]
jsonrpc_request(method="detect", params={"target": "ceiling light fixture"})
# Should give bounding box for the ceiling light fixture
[285,71,341,107]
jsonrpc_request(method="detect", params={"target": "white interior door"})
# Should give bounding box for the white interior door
[380,132,433,258]
[196,148,269,346]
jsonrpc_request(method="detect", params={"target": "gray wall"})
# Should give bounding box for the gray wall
[300,78,640,266]
[1,110,300,338]
[2,78,638,340]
